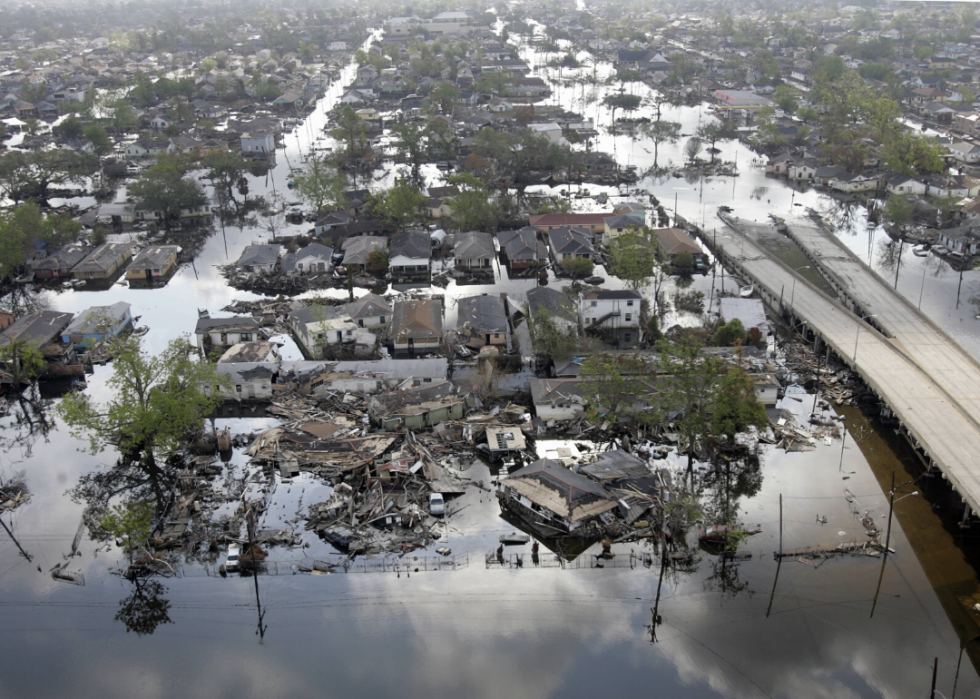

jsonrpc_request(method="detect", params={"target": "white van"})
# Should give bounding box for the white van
[429,493,445,517]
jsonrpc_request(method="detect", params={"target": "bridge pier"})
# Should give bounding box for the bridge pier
[960,501,973,529]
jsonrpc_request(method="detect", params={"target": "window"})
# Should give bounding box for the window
[625,314,632,322]
[236,385,242,393]
[590,301,597,307]
[624,333,632,342]
[626,300,634,307]
[241,333,252,342]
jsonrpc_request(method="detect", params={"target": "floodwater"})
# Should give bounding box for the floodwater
[1,23,980,699]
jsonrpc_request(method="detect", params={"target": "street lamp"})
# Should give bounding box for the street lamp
[790,265,810,310]
[852,313,878,364]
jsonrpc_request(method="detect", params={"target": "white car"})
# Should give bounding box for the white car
[225,544,241,572]
[429,493,446,517]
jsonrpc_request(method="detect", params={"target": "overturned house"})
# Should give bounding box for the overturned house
[497,457,619,537]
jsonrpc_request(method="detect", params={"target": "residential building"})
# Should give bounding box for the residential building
[497,228,548,274]
[195,316,263,352]
[719,298,769,344]
[368,381,466,430]
[547,226,594,261]
[580,289,642,333]
[529,378,585,421]
[125,246,179,282]
[456,294,510,350]
[282,242,333,275]
[389,230,431,283]
[526,286,577,334]
[236,244,281,274]
[391,299,443,357]
[454,231,495,274]
[289,305,373,357]
[32,244,92,280]
[217,341,281,364]
[341,236,387,271]
[240,132,275,154]
[61,302,133,348]
[653,228,704,266]
[344,293,392,328]
[72,243,133,281]
[528,213,610,235]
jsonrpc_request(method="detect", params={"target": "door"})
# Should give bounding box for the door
[145,268,152,281]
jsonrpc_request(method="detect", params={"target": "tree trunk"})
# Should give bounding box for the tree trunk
[142,448,166,512]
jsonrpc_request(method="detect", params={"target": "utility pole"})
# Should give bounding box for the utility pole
[894,240,903,289]
[243,497,267,641]
[930,657,938,698]
[766,493,783,618]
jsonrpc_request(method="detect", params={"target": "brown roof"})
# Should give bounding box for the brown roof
[654,228,701,256]
[392,299,443,339]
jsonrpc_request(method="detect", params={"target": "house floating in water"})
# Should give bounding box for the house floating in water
[496,457,618,536]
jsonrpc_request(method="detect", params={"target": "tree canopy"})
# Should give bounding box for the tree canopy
[128,155,207,229]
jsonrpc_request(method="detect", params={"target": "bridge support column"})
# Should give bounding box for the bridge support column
[960,502,973,530]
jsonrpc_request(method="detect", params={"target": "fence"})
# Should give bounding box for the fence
[485,550,658,571]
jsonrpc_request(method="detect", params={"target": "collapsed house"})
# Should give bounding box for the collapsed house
[367,380,466,430]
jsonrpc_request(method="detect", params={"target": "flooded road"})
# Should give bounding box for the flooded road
[1,24,980,699]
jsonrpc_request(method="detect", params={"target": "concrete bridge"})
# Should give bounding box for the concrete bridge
[699,214,980,523]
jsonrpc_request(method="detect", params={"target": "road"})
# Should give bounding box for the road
[708,216,980,517]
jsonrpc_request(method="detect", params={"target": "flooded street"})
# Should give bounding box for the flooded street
[3,24,980,699]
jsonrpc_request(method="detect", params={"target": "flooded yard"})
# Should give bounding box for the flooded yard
[1,21,980,699]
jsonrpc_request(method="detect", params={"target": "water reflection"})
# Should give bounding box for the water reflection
[115,577,173,636]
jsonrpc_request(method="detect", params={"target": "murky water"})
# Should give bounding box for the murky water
[1,23,980,699]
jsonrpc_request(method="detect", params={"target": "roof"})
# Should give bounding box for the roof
[526,286,576,324]
[341,236,387,264]
[290,304,352,327]
[497,228,546,260]
[33,244,93,271]
[456,294,508,334]
[282,242,333,273]
[369,380,462,419]
[0,311,73,347]
[344,293,392,320]
[195,316,262,333]
[392,299,443,339]
[654,228,701,256]
[505,458,616,522]
[719,298,768,330]
[127,246,179,271]
[603,215,642,229]
[548,227,594,255]
[530,378,585,406]
[216,341,278,364]
[529,213,610,227]
[73,243,131,273]
[454,231,495,259]
[237,244,281,268]
[389,230,430,260]
[581,289,642,301]
[63,302,131,336]
[579,449,650,481]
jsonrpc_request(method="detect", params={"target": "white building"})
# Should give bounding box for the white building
[528,122,563,144]
[241,131,274,154]
[289,304,375,357]
[530,378,585,421]
[579,290,642,330]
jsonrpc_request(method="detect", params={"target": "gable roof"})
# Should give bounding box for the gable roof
[456,294,508,334]
[344,293,392,320]
[392,299,443,339]
[454,231,495,259]
[389,230,430,260]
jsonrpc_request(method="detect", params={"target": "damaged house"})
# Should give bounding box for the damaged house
[195,316,264,353]
[344,293,392,329]
[368,380,466,430]
[497,458,618,535]
[455,293,510,350]
[289,304,376,358]
[392,299,443,357]
[236,244,282,274]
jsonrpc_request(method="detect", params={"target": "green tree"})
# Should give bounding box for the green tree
[0,202,81,279]
[695,121,736,163]
[366,250,388,273]
[375,181,427,226]
[608,227,657,291]
[559,256,594,278]
[528,307,578,361]
[0,337,46,384]
[580,352,658,425]
[656,337,724,469]
[292,154,347,214]
[202,149,255,218]
[111,99,138,131]
[128,155,207,229]
[773,85,799,113]
[100,500,154,562]
[83,124,113,157]
[710,318,747,347]
[0,149,97,204]
[710,366,768,443]
[644,120,681,168]
[330,105,368,164]
[431,80,460,114]
[52,114,84,140]
[448,173,504,232]
[57,335,230,510]
[882,133,946,177]
[391,121,428,187]
[882,194,915,231]
[116,579,172,636]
